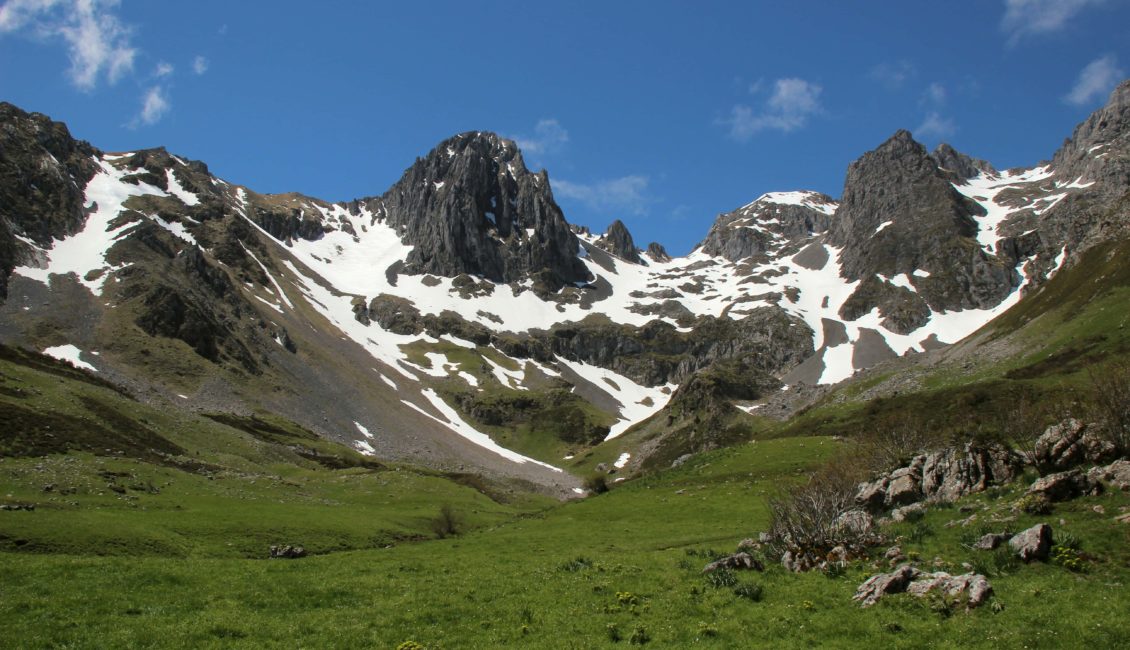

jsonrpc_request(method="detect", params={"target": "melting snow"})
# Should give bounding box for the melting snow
[354,422,374,438]
[42,344,97,372]
[613,452,631,469]
[165,169,200,206]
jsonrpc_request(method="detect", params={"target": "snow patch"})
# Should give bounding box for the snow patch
[42,344,97,372]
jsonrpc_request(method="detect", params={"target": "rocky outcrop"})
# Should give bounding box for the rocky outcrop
[697,192,834,263]
[931,143,996,181]
[1087,459,1130,491]
[596,220,641,263]
[1034,419,1118,471]
[702,552,763,573]
[853,564,993,609]
[1008,523,1052,562]
[360,132,590,292]
[645,242,671,262]
[269,544,307,559]
[829,130,1017,322]
[0,102,100,300]
[856,443,1022,512]
[1026,469,1100,502]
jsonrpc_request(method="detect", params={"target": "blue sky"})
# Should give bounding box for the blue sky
[1,1,1128,255]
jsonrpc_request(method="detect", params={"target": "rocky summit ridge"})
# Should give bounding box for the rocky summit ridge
[0,80,1128,486]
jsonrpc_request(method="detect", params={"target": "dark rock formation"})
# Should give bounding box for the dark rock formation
[1034,418,1118,472]
[596,220,641,263]
[829,130,1017,323]
[645,242,671,262]
[931,143,996,181]
[0,102,100,300]
[697,192,834,262]
[360,132,590,292]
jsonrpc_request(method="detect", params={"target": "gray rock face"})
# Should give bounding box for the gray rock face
[645,242,671,262]
[1087,459,1130,491]
[829,130,1017,323]
[856,443,1022,512]
[697,192,834,262]
[854,565,992,609]
[931,143,996,181]
[1008,523,1052,562]
[853,564,920,607]
[1051,79,1130,204]
[1026,469,1099,502]
[972,533,1012,551]
[0,102,100,300]
[596,220,641,263]
[360,132,590,292]
[1034,419,1118,471]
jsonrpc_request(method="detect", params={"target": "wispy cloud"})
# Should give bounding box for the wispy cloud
[514,118,569,155]
[720,77,823,141]
[1001,0,1105,45]
[1064,54,1124,106]
[922,82,947,106]
[192,54,208,75]
[0,0,136,91]
[916,112,957,140]
[553,175,651,216]
[154,60,173,78]
[869,61,916,90]
[131,84,169,127]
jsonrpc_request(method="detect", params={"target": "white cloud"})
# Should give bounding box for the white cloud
[154,60,173,77]
[0,0,136,91]
[132,85,169,126]
[514,118,569,155]
[923,82,947,105]
[553,175,651,216]
[915,112,957,140]
[1064,54,1124,106]
[869,61,916,89]
[720,78,823,141]
[192,54,208,75]
[1001,0,1105,44]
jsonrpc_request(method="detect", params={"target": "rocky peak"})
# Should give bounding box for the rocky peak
[1051,78,1130,196]
[697,191,835,263]
[595,219,641,263]
[365,131,590,292]
[931,143,996,181]
[829,130,1016,331]
[645,242,671,263]
[0,102,100,300]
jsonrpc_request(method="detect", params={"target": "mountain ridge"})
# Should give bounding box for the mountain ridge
[1,80,1127,485]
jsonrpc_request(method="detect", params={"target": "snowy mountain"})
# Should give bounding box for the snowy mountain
[1,79,1128,488]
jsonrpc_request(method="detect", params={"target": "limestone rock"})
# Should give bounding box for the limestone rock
[1034,419,1117,471]
[1027,469,1099,502]
[853,564,920,607]
[269,544,307,559]
[1088,459,1130,491]
[702,552,763,573]
[1008,523,1052,562]
[972,533,1012,551]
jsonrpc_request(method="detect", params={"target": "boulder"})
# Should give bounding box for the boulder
[1026,469,1100,502]
[855,443,1022,513]
[972,533,1012,551]
[831,509,874,537]
[1034,419,1117,471]
[1008,523,1052,562]
[702,552,763,574]
[906,572,994,609]
[853,564,921,607]
[1087,459,1130,491]
[855,565,993,609]
[269,544,307,559]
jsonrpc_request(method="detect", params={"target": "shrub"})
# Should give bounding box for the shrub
[1014,493,1052,515]
[696,622,718,638]
[855,411,934,473]
[704,568,737,589]
[559,556,593,572]
[606,623,622,642]
[1089,363,1130,455]
[629,626,650,645]
[732,582,764,602]
[583,474,610,494]
[766,459,869,557]
[429,504,462,539]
